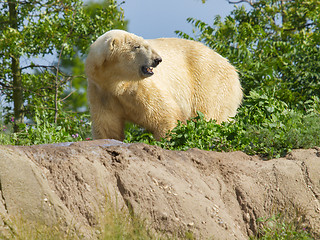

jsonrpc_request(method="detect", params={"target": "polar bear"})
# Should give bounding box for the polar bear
[85,30,242,141]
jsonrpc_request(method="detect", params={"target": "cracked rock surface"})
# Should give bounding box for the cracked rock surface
[0,140,319,239]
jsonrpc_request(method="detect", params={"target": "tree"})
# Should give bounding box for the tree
[0,0,126,132]
[176,0,320,106]
[3,0,23,131]
[60,0,128,112]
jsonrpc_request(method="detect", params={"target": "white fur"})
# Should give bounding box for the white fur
[85,30,243,140]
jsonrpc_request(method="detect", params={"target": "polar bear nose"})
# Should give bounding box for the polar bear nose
[153,57,162,67]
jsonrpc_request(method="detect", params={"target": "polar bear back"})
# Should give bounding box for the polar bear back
[145,38,242,123]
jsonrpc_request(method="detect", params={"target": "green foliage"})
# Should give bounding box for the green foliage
[236,92,320,158]
[120,0,318,159]
[124,123,156,145]
[0,0,126,145]
[60,55,88,112]
[126,0,320,160]
[60,0,128,112]
[160,111,231,151]
[252,214,314,240]
[98,197,157,240]
[0,109,91,145]
[123,1,320,159]
[125,91,320,159]
[176,0,320,105]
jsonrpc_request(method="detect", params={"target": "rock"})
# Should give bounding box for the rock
[0,140,319,239]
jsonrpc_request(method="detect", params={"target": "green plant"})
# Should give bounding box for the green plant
[0,0,125,131]
[124,123,156,145]
[123,0,320,159]
[0,109,91,145]
[252,214,314,240]
[0,0,126,145]
[238,90,320,158]
[0,217,78,240]
[158,111,237,151]
[0,195,163,240]
[97,199,157,240]
[176,0,320,106]
[125,90,320,159]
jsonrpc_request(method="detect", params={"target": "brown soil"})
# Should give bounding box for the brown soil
[0,140,319,239]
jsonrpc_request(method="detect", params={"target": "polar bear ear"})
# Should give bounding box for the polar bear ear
[88,37,120,68]
[105,37,119,56]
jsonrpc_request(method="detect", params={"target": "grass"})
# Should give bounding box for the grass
[0,216,77,240]
[0,195,162,240]
[253,215,314,240]
[96,198,158,240]
[251,206,317,240]
[1,205,316,240]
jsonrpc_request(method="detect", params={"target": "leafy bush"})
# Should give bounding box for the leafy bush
[140,0,320,159]
[0,0,126,141]
[176,0,320,106]
[0,109,91,145]
[125,90,320,159]
[124,123,156,145]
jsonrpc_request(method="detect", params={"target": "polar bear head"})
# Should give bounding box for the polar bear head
[86,30,162,84]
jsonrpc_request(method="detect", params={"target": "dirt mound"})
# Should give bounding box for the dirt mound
[0,140,319,239]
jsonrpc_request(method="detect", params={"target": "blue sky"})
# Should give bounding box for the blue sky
[121,0,246,39]
[23,0,247,70]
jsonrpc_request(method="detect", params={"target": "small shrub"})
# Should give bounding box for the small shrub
[124,123,156,145]
[0,109,91,146]
[252,213,314,240]
[0,217,78,240]
[125,90,320,159]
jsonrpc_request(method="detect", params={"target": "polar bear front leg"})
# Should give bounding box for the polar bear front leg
[91,111,125,141]
[150,119,179,141]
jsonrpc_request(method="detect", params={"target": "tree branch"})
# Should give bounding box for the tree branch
[0,80,12,90]
[227,0,255,6]
[53,9,77,124]
[20,64,72,79]
[20,64,58,71]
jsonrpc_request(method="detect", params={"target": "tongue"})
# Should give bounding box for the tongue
[147,67,153,74]
[142,66,154,76]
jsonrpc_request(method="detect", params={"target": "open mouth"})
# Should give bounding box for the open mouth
[141,66,154,76]
[140,57,162,78]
